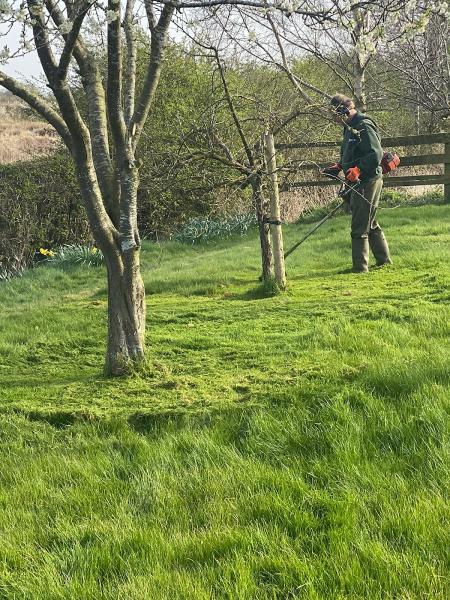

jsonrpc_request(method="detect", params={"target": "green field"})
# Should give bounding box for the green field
[0,202,449,599]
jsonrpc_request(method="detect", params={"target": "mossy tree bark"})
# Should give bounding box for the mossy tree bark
[105,251,146,375]
[351,7,369,113]
[252,174,274,281]
[264,131,286,290]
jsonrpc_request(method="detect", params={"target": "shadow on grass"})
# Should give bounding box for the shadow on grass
[127,402,262,437]
[8,407,99,429]
[224,277,282,301]
[1,372,105,390]
[127,410,188,435]
[91,277,254,299]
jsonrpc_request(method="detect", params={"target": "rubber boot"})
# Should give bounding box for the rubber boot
[351,237,369,273]
[369,228,392,266]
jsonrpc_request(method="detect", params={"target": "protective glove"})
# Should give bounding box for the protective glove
[345,166,360,183]
[322,162,342,179]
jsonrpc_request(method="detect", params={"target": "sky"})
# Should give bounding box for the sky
[1,24,43,81]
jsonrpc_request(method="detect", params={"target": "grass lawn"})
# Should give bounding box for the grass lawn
[0,202,449,598]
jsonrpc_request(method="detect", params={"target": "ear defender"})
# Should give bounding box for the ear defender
[330,100,351,117]
[335,105,350,116]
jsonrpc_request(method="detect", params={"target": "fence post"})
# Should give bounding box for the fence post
[445,139,450,204]
[264,131,286,290]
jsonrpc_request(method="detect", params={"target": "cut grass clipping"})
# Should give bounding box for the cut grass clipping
[0,202,449,599]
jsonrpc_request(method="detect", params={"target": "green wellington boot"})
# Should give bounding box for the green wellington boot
[369,228,392,266]
[351,237,369,273]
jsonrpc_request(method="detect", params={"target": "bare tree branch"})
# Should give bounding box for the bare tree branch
[131,4,175,149]
[124,0,138,126]
[45,0,117,223]
[107,0,127,151]
[0,71,72,147]
[57,2,92,80]
[213,47,255,166]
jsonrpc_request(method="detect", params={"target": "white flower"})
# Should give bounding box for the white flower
[29,3,43,17]
[0,45,10,64]
[281,0,294,13]
[338,1,351,12]
[59,19,73,35]
[248,30,257,42]
[106,9,118,23]
[16,8,27,22]
[365,41,376,54]
[0,0,11,15]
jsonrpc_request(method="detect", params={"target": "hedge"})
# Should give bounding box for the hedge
[0,152,89,269]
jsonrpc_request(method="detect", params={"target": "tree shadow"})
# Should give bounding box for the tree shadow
[2,372,106,390]
[9,407,99,429]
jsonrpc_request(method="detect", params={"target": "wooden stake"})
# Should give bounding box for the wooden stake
[264,131,286,290]
[445,140,450,204]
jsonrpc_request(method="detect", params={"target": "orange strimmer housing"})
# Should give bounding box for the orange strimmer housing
[381,152,401,175]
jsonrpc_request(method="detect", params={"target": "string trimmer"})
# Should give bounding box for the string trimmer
[284,180,353,260]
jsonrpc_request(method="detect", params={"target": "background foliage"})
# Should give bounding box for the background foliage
[1,43,446,269]
[0,152,89,269]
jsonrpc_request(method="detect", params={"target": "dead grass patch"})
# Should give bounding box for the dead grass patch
[0,119,58,163]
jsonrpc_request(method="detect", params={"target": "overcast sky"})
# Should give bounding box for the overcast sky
[1,24,43,81]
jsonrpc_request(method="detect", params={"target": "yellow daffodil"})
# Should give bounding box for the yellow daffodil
[39,248,54,257]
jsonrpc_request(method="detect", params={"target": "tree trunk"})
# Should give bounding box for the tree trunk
[264,132,286,290]
[73,155,146,375]
[353,60,367,113]
[105,249,146,376]
[252,175,274,281]
[105,156,145,375]
[352,8,368,114]
[0,0,175,378]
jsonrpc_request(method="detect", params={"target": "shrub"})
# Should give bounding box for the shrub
[0,152,90,269]
[381,188,443,206]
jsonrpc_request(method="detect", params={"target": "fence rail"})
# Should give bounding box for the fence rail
[275,132,450,203]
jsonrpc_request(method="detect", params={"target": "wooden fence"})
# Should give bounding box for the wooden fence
[275,132,450,203]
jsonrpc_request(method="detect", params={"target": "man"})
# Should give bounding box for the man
[324,94,392,273]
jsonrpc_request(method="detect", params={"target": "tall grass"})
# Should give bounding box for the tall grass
[0,203,449,598]
[48,244,104,267]
[0,119,57,164]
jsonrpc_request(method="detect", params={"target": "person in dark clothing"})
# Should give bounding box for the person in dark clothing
[325,94,392,273]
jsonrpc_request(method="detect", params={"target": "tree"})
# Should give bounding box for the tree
[0,1,367,375]
[375,7,449,132]
[171,34,303,281]
[235,1,448,118]
[1,0,177,375]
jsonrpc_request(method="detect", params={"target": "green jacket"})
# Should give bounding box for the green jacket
[340,112,383,182]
